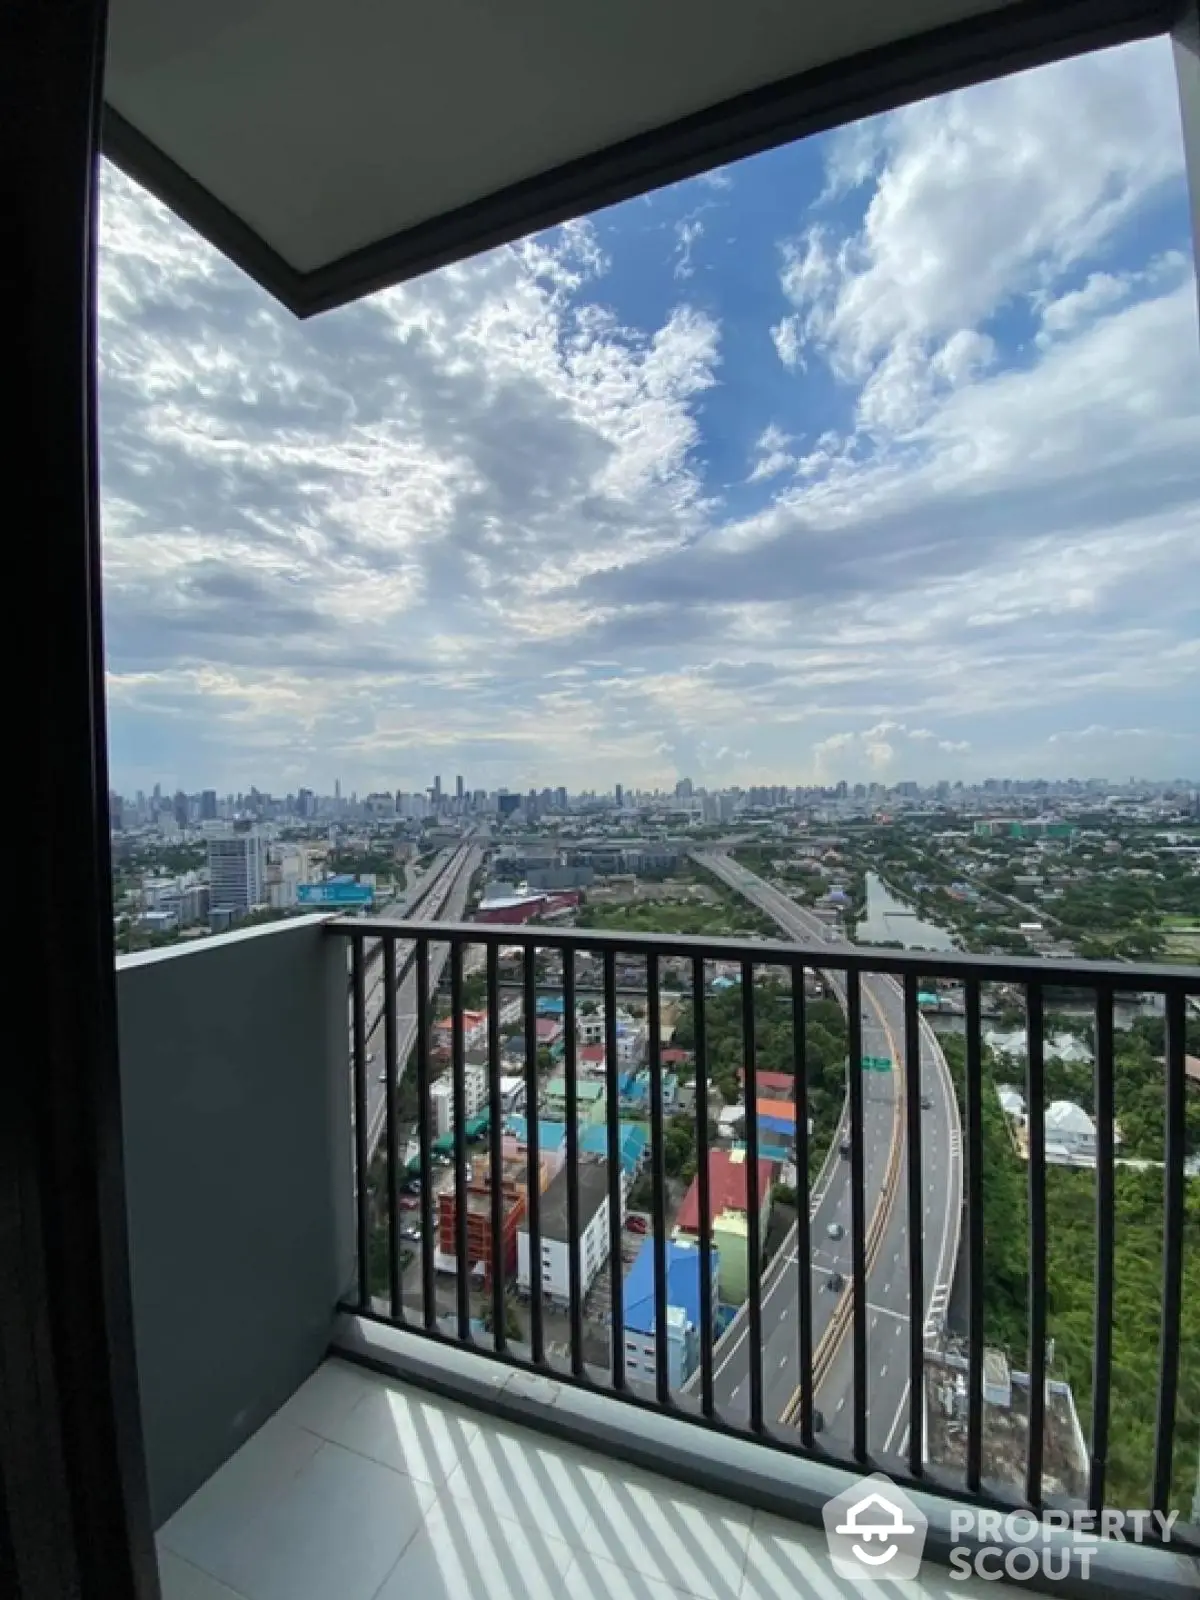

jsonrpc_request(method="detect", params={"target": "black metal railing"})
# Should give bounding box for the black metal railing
[332,916,1199,1549]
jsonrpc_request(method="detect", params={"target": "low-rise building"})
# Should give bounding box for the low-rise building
[674,1149,773,1305]
[429,1062,488,1137]
[544,1078,606,1124]
[623,1237,721,1389]
[434,1179,525,1287]
[516,1160,612,1306]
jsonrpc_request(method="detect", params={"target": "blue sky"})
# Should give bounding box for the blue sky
[98,37,1199,796]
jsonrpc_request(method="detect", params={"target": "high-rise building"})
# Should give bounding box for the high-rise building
[675,777,693,800]
[455,774,464,803]
[207,831,264,915]
[614,783,623,809]
[200,789,218,821]
[173,790,189,828]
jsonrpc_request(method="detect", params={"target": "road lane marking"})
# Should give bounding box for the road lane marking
[882,1378,911,1454]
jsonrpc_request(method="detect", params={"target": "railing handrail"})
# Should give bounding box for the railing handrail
[328,915,1200,989]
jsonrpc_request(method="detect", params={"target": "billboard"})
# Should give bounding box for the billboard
[297,880,375,907]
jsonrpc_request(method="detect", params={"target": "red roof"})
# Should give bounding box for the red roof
[660,1047,692,1064]
[740,1068,793,1098]
[675,1150,773,1233]
[579,1044,605,1064]
[535,1018,562,1041]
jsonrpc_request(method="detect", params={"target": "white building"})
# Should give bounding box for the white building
[207,831,264,915]
[429,1063,488,1138]
[496,1075,526,1116]
[1045,1100,1097,1163]
[578,1015,604,1046]
[516,1160,612,1305]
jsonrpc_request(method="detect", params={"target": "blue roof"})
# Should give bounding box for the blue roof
[758,1113,793,1138]
[537,995,565,1015]
[503,1115,567,1152]
[579,1122,648,1175]
[623,1238,716,1336]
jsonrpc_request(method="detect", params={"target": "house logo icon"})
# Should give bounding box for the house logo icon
[823,1472,928,1580]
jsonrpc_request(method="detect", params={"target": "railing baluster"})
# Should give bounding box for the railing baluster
[742,959,764,1434]
[1026,981,1047,1508]
[352,935,370,1312]
[564,948,584,1378]
[693,955,715,1420]
[451,942,470,1341]
[416,939,435,1330]
[847,967,868,1463]
[648,955,670,1407]
[1089,983,1115,1513]
[604,948,625,1391]
[524,944,544,1365]
[383,937,402,1322]
[486,943,506,1355]
[790,961,814,1448]
[903,973,924,1478]
[1153,985,1187,1513]
[965,979,984,1493]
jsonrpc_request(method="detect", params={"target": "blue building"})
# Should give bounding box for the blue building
[536,994,565,1018]
[622,1238,719,1389]
[617,1069,678,1113]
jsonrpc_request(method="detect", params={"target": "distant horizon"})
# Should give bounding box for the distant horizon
[109,771,1200,805]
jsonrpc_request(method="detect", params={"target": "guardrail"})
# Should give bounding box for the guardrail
[329,916,1199,1547]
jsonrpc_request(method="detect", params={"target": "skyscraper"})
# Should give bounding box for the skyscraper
[455,774,464,803]
[615,783,623,809]
[208,831,264,915]
[200,789,218,821]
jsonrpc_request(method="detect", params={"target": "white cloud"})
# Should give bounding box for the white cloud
[673,217,705,279]
[97,38,1199,793]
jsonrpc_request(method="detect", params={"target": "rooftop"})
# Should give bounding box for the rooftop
[623,1237,713,1337]
[676,1150,773,1233]
[532,1159,610,1242]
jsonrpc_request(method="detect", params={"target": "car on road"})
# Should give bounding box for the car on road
[812,1408,824,1433]
[825,1271,844,1292]
[838,1139,852,1158]
[920,1095,933,1109]
[826,1223,844,1241]
[626,1215,649,1235]
[400,1226,420,1242]
[378,1071,388,1083]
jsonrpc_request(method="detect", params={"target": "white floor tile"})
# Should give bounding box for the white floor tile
[173,1439,436,1600]
[576,1463,753,1600]
[739,1513,849,1600]
[156,1550,248,1600]
[274,1358,380,1439]
[375,1500,576,1599]
[441,1418,604,1545]
[319,1379,480,1486]
[567,1548,713,1599]
[158,1414,321,1570]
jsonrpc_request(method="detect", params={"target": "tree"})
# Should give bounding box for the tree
[480,1295,525,1342]
[581,1000,598,1016]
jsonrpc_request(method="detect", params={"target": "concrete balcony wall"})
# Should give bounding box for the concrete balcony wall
[116,917,353,1526]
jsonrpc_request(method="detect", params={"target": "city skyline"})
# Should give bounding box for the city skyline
[99,37,1198,797]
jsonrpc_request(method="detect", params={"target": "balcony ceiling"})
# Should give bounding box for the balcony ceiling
[103,0,1175,315]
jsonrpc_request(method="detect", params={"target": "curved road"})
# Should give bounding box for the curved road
[692,851,961,1458]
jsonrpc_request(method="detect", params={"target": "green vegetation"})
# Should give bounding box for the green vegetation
[670,981,848,1181]
[328,845,406,887]
[480,1295,525,1342]
[939,1031,1200,1516]
[577,893,775,940]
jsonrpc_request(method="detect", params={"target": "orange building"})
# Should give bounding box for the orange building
[436,1179,525,1287]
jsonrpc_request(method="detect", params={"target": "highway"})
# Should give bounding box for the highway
[690,851,961,1457]
[350,839,484,1156]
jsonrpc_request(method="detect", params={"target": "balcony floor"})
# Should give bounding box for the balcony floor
[156,1356,1018,1600]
